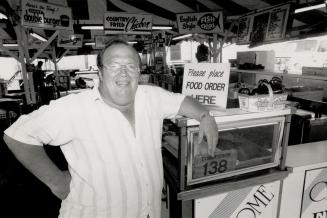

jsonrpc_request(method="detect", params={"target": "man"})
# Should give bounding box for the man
[3,38,218,218]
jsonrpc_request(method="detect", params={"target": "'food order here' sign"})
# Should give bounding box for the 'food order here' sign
[182,63,230,108]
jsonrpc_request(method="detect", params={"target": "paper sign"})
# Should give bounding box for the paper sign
[177,11,224,34]
[182,63,230,108]
[21,0,72,30]
[57,33,83,48]
[193,149,237,179]
[104,12,152,34]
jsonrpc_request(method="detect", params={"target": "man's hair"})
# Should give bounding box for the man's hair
[96,38,140,70]
[37,61,43,67]
[196,44,209,62]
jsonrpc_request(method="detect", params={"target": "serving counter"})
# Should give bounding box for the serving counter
[279,140,327,218]
[162,107,294,218]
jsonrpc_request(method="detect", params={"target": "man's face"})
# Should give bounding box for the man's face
[99,44,140,107]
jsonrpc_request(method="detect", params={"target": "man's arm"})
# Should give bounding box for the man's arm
[3,134,71,200]
[177,96,218,156]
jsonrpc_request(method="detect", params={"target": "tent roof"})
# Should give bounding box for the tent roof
[0,0,326,56]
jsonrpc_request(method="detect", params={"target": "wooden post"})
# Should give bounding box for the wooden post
[52,46,59,96]
[21,27,36,103]
[14,24,32,104]
[212,34,218,63]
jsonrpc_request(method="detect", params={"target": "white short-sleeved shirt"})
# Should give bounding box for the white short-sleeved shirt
[5,85,185,218]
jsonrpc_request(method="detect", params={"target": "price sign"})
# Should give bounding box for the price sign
[192,149,237,179]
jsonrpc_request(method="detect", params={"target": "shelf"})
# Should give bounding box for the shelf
[231,68,327,81]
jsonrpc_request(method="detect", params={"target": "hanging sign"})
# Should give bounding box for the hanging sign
[57,33,83,48]
[300,167,327,218]
[152,31,166,47]
[236,15,253,45]
[182,63,230,108]
[176,11,224,34]
[104,12,152,35]
[236,3,290,45]
[21,0,73,30]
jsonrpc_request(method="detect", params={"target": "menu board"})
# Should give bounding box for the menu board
[266,5,290,41]
[237,3,290,45]
[236,15,253,44]
[250,12,270,44]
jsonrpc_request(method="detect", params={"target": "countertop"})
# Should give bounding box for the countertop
[286,140,327,171]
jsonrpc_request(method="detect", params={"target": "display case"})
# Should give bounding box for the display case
[162,107,294,197]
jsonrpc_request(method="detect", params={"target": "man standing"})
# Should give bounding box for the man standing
[3,38,218,218]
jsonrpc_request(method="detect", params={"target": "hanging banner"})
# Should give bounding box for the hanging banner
[182,63,230,108]
[176,11,224,34]
[300,167,327,218]
[57,33,83,48]
[21,0,73,30]
[104,12,152,35]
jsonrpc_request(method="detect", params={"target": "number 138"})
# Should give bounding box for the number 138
[203,159,227,176]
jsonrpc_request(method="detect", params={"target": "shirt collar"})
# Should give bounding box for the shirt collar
[91,85,103,102]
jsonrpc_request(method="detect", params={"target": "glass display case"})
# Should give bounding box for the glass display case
[162,108,293,192]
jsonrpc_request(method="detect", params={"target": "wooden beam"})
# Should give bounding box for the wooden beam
[56,49,70,63]
[0,43,19,61]
[30,30,59,63]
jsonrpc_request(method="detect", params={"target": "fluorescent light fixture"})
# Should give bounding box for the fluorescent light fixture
[128,41,137,44]
[30,32,47,42]
[152,25,173,30]
[0,13,7,19]
[172,34,192,41]
[3,43,18,47]
[84,42,95,46]
[294,3,326,14]
[81,25,104,30]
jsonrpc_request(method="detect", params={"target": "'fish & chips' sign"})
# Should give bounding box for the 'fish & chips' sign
[104,12,152,35]
[177,11,224,34]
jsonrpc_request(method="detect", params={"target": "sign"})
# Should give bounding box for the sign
[21,0,73,30]
[177,11,224,34]
[182,63,230,108]
[193,149,237,179]
[237,4,290,45]
[152,31,165,47]
[104,12,152,34]
[266,4,290,41]
[301,167,327,218]
[236,15,253,44]
[195,181,280,218]
[57,33,83,48]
